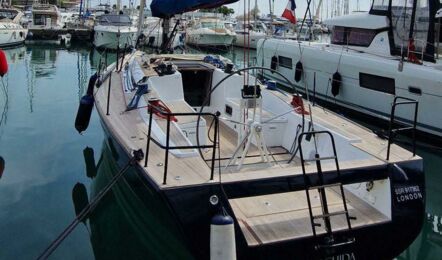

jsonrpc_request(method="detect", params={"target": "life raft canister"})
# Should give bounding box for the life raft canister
[295,61,303,82]
[331,71,342,97]
[0,50,8,77]
[270,55,278,73]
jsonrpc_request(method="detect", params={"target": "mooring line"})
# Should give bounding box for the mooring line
[36,149,144,260]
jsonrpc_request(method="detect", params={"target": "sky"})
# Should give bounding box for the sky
[93,0,372,19]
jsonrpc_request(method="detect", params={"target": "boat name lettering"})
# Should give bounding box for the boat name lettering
[395,185,423,202]
[324,253,355,260]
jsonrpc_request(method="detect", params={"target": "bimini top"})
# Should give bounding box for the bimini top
[150,0,238,18]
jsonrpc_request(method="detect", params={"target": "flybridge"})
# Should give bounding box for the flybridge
[150,0,239,18]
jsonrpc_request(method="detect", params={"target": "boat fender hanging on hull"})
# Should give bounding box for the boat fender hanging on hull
[295,61,303,82]
[86,73,98,95]
[75,74,99,133]
[75,95,94,134]
[331,71,341,97]
[210,210,236,260]
[270,56,278,73]
[0,50,8,77]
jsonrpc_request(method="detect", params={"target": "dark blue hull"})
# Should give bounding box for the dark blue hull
[100,118,425,259]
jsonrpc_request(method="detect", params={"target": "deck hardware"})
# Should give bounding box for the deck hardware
[366,181,374,192]
[387,96,418,160]
[143,104,219,184]
[210,195,219,205]
[299,131,355,252]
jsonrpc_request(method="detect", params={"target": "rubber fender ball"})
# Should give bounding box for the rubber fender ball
[270,56,278,73]
[86,73,98,95]
[295,61,303,82]
[0,156,4,178]
[331,71,341,97]
[0,50,8,77]
[75,95,94,133]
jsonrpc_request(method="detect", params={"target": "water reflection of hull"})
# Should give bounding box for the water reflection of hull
[398,212,442,260]
[89,138,193,259]
[99,115,425,260]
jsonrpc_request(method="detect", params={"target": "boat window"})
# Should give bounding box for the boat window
[359,73,395,95]
[98,15,131,26]
[0,10,17,20]
[278,56,292,69]
[371,0,389,12]
[332,26,346,44]
[201,22,224,29]
[332,27,377,47]
[348,28,378,46]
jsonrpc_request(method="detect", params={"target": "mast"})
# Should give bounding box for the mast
[314,0,323,21]
[268,0,273,34]
[137,0,145,38]
[116,0,121,12]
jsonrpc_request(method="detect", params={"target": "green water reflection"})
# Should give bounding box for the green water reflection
[0,45,440,259]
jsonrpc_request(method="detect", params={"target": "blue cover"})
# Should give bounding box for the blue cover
[151,0,238,18]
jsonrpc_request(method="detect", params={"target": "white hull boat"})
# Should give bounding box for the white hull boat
[186,18,235,50]
[0,23,27,47]
[258,0,442,138]
[93,14,137,50]
[0,8,28,47]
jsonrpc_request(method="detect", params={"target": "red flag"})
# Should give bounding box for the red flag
[282,0,297,24]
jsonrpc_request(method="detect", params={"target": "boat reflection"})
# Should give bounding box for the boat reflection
[74,140,193,259]
[0,73,8,139]
[397,212,442,260]
[2,46,26,64]
[89,48,117,70]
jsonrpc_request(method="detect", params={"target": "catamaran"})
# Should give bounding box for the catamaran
[257,0,442,139]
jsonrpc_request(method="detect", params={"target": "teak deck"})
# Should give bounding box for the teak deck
[230,187,389,246]
[94,54,420,244]
[95,67,418,189]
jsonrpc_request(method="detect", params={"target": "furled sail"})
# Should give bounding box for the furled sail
[151,0,238,18]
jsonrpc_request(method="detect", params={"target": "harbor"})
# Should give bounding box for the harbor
[0,0,441,259]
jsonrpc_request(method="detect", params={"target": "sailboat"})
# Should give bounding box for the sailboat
[257,0,442,140]
[76,0,426,259]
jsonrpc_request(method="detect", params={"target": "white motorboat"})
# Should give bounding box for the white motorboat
[258,0,442,139]
[29,4,63,29]
[234,21,267,49]
[94,14,137,50]
[185,17,235,50]
[0,9,27,47]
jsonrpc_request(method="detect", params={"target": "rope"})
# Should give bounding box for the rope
[36,150,144,260]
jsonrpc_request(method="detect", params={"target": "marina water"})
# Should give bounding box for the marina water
[0,45,440,259]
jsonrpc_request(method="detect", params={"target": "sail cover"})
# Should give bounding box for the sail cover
[151,0,239,18]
